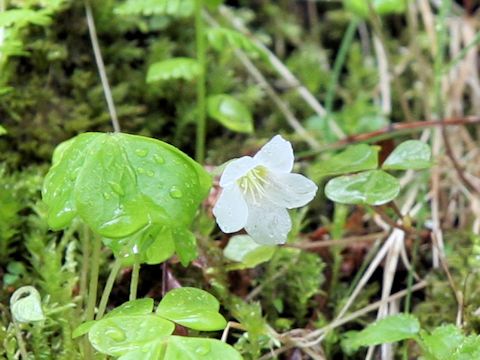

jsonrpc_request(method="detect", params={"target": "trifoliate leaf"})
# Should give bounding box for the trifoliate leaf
[147,58,201,82]
[156,287,227,331]
[42,133,211,265]
[325,170,400,205]
[382,140,432,170]
[207,94,254,133]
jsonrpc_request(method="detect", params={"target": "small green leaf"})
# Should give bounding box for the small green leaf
[420,325,464,360]
[207,94,254,133]
[341,314,420,353]
[172,228,198,266]
[382,140,432,170]
[312,144,379,179]
[88,315,174,356]
[0,125,7,136]
[207,27,266,60]
[105,299,154,318]
[114,0,194,17]
[10,286,45,323]
[224,235,275,269]
[147,58,201,82]
[72,320,96,338]
[0,9,51,27]
[343,0,407,18]
[325,170,400,205]
[156,287,227,331]
[163,336,242,360]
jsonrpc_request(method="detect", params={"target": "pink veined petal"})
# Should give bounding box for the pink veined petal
[213,184,248,233]
[253,135,294,173]
[245,202,291,245]
[219,156,258,187]
[264,172,318,209]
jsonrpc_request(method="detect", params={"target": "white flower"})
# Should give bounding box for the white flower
[213,135,318,245]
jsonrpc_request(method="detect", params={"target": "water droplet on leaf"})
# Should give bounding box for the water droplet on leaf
[146,170,154,177]
[169,186,183,199]
[153,154,165,164]
[137,167,146,174]
[135,149,148,157]
[195,343,211,355]
[105,327,126,342]
[108,181,124,196]
[103,192,111,200]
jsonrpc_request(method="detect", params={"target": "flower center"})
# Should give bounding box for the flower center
[237,165,269,203]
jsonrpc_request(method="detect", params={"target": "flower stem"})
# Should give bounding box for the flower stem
[129,262,140,301]
[85,233,101,322]
[194,0,207,164]
[96,258,122,320]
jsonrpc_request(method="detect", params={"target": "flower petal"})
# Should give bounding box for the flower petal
[245,203,291,245]
[213,184,248,233]
[254,135,294,173]
[264,172,318,209]
[219,156,257,187]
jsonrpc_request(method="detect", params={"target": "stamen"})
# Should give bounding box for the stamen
[237,166,269,203]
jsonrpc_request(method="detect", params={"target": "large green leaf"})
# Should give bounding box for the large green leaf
[223,235,275,269]
[325,170,400,205]
[341,314,420,353]
[207,94,254,133]
[147,58,201,82]
[311,144,379,179]
[114,0,194,17]
[42,133,211,264]
[382,140,432,170]
[156,287,227,331]
[163,336,242,360]
[88,315,175,356]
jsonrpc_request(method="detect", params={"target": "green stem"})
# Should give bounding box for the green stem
[129,262,140,301]
[96,258,122,320]
[79,224,90,314]
[85,233,101,322]
[329,204,348,299]
[13,321,28,359]
[195,0,207,164]
[325,18,359,115]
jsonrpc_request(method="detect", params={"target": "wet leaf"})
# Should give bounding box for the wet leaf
[43,132,211,265]
[382,140,432,170]
[163,336,242,360]
[156,287,227,331]
[325,170,400,205]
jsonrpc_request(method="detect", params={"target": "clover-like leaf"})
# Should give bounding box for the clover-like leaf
[105,299,154,318]
[382,140,432,170]
[207,94,254,134]
[224,235,275,269]
[88,315,175,356]
[163,336,242,360]
[311,144,379,179]
[156,287,227,331]
[147,58,201,82]
[43,132,211,264]
[341,314,420,353]
[10,286,45,323]
[325,170,400,206]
